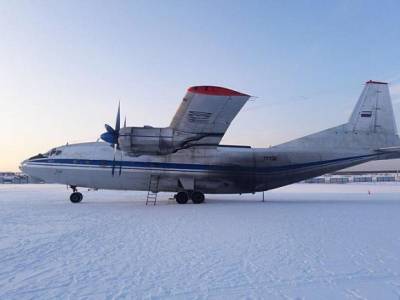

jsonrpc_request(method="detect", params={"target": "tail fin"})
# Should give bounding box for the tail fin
[348,80,397,135]
[277,80,400,152]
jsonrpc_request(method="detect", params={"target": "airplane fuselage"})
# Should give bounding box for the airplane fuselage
[21,138,397,194]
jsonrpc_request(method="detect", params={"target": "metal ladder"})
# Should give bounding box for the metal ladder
[146,175,159,205]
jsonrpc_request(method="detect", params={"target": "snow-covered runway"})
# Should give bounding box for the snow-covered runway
[1,184,400,299]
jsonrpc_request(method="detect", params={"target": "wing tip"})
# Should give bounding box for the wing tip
[188,86,250,97]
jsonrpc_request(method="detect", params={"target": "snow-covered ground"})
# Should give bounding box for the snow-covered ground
[1,184,400,299]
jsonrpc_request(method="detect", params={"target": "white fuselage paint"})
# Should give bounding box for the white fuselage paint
[20,132,399,194]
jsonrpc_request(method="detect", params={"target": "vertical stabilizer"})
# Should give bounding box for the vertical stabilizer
[348,80,397,135]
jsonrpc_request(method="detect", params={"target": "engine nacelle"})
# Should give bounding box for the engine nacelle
[118,126,179,155]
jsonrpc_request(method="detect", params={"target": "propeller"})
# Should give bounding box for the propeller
[100,103,122,176]
[100,102,121,146]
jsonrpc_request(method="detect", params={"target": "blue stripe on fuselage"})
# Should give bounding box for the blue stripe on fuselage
[26,153,379,174]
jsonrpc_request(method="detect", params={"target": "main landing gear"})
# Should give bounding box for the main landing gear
[175,191,205,204]
[69,185,83,203]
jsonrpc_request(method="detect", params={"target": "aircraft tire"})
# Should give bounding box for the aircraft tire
[175,192,189,204]
[70,192,83,203]
[191,191,205,204]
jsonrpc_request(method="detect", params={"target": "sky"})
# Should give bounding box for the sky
[1,0,400,171]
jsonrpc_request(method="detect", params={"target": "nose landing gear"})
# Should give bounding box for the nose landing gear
[69,185,83,203]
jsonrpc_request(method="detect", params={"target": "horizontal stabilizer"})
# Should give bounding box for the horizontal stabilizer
[375,146,400,152]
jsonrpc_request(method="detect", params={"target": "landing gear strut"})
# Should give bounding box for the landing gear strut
[174,191,205,204]
[69,185,83,203]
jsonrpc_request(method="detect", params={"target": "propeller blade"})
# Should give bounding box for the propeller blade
[119,151,122,176]
[111,144,117,176]
[115,102,120,133]
[105,124,115,134]
[100,102,121,147]
[123,116,126,128]
[100,132,116,144]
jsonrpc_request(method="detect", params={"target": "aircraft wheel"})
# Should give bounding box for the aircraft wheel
[70,192,83,203]
[175,191,189,204]
[191,191,205,204]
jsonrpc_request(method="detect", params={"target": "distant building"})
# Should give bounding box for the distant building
[0,172,43,184]
[336,159,400,175]
[329,177,350,184]
[353,176,373,183]
[0,172,16,184]
[304,177,326,183]
[376,176,396,182]
[303,173,400,184]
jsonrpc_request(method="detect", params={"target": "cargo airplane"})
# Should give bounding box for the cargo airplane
[21,81,400,204]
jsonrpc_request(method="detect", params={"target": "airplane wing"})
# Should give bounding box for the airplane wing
[170,86,251,146]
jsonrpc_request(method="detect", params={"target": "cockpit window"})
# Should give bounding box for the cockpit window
[47,148,62,156]
[28,148,62,160]
[28,153,47,160]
